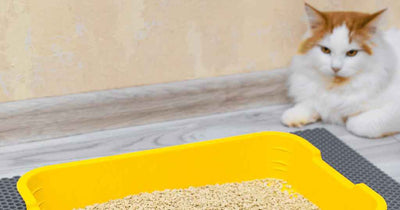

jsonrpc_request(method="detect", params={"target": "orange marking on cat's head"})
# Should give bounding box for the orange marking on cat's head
[299,3,386,55]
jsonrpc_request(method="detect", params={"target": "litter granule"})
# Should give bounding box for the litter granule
[78,178,320,210]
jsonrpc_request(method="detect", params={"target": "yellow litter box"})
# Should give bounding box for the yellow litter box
[17,132,386,210]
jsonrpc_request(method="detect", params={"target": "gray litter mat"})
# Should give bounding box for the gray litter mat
[0,176,25,210]
[294,128,400,210]
[0,128,399,210]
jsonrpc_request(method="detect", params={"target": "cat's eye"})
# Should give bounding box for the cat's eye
[320,46,331,54]
[346,50,358,57]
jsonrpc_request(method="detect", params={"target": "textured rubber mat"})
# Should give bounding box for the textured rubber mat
[0,128,399,209]
[294,128,400,210]
[0,176,25,210]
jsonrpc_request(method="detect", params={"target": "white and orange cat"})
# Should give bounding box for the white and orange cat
[281,3,400,138]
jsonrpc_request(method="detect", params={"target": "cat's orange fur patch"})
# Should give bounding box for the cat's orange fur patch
[299,3,386,55]
[332,76,350,84]
[342,111,362,123]
[378,132,399,138]
[288,122,306,128]
[327,76,350,89]
[287,114,320,128]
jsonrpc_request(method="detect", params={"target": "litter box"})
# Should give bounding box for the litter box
[17,132,386,210]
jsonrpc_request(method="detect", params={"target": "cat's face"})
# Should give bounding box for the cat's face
[300,3,386,78]
[308,25,370,77]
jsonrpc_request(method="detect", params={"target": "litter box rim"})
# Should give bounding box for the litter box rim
[17,131,387,210]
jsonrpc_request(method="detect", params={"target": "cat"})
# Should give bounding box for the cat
[281,3,400,138]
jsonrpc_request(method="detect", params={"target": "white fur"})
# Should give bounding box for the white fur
[282,25,400,138]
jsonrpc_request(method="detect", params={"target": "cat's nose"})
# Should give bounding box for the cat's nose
[331,67,341,73]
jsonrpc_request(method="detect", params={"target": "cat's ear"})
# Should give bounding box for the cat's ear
[304,3,326,30]
[362,8,387,34]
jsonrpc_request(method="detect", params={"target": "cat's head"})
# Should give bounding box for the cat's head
[300,3,386,78]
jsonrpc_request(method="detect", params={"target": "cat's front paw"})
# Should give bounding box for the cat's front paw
[281,105,320,128]
[346,116,383,138]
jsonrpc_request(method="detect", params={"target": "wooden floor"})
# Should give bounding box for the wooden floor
[1,104,399,182]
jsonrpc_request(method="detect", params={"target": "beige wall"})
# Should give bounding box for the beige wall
[0,0,399,102]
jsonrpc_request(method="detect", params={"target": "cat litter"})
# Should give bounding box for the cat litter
[78,178,319,210]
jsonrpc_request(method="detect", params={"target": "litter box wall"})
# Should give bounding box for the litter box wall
[0,0,398,102]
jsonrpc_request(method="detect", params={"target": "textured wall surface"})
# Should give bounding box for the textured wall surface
[0,0,398,102]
